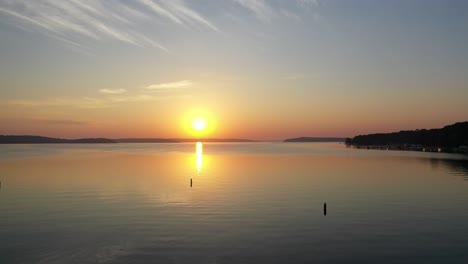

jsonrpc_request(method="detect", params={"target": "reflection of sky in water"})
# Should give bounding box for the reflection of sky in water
[1,142,468,160]
[1,143,468,263]
[429,158,468,180]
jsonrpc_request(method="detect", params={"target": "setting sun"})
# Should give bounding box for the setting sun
[181,109,217,137]
[192,118,207,132]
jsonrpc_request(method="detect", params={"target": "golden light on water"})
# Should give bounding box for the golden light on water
[196,142,203,174]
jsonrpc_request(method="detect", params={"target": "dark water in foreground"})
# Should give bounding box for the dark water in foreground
[1,143,468,264]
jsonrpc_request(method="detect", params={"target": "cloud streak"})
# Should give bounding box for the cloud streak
[233,0,274,23]
[139,0,184,25]
[6,82,191,109]
[0,0,218,52]
[232,0,320,23]
[99,89,127,94]
[163,0,218,31]
[0,0,320,53]
[145,80,193,89]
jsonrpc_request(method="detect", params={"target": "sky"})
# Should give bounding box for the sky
[1,0,467,140]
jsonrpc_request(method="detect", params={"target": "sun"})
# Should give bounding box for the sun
[192,118,207,132]
[182,109,216,137]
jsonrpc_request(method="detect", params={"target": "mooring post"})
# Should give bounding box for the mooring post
[190,178,192,188]
[324,203,327,216]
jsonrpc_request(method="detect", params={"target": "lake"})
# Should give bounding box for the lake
[1,142,468,263]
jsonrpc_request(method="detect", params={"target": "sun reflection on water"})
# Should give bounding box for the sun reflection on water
[196,142,203,175]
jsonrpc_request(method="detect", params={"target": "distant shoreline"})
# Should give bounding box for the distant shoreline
[0,135,352,144]
[0,135,258,144]
[284,137,345,143]
[345,121,468,155]
[0,136,116,144]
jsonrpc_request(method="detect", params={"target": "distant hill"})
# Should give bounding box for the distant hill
[0,135,256,144]
[346,122,468,148]
[0,135,116,144]
[284,137,346,142]
[117,138,179,143]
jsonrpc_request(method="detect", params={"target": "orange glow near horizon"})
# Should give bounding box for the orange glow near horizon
[1,101,465,140]
[181,109,217,138]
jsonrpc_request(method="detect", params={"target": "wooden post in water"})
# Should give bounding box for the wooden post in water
[190,178,192,188]
[324,203,327,216]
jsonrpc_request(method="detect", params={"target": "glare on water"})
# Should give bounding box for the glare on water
[196,142,203,175]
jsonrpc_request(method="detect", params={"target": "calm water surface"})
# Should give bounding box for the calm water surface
[1,143,468,263]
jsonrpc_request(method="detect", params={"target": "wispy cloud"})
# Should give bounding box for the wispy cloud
[232,0,320,23]
[0,0,320,53]
[232,0,274,23]
[139,0,184,25]
[99,89,127,94]
[138,0,218,31]
[145,80,193,89]
[6,85,190,109]
[0,0,217,52]
[163,0,218,31]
